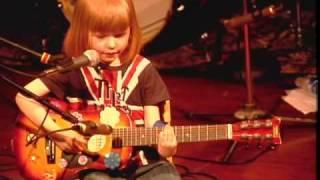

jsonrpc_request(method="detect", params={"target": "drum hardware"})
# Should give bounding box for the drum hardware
[189,3,285,69]
[295,0,303,48]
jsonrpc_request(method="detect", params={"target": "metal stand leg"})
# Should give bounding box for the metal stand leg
[222,141,238,162]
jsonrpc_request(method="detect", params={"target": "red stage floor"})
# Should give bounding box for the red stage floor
[0,69,317,180]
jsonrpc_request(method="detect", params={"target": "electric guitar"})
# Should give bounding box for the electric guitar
[13,109,281,179]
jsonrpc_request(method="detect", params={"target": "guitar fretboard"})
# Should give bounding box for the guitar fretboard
[112,124,232,146]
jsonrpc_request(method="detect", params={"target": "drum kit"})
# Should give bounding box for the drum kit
[55,0,229,54]
[57,0,174,48]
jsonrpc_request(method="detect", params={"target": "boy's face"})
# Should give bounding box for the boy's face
[89,27,130,66]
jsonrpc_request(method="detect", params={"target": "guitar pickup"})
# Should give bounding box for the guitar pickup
[45,137,56,164]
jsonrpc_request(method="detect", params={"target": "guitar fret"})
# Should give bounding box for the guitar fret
[156,128,159,144]
[134,128,136,146]
[223,125,227,139]
[206,124,209,141]
[182,126,184,142]
[149,128,151,145]
[138,128,140,146]
[141,128,144,145]
[145,128,148,145]
[136,128,138,145]
[151,128,154,145]
[198,125,200,141]
[150,128,152,145]
[138,127,141,146]
[189,127,191,142]
[124,128,127,146]
[129,128,132,146]
[215,125,218,140]
[119,124,232,146]
[148,127,151,145]
[114,123,279,146]
[123,129,125,146]
[143,128,146,145]
[222,125,226,139]
[119,129,122,146]
[127,129,129,146]
[216,125,220,141]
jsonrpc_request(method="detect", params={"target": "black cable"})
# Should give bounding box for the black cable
[0,62,38,78]
[175,163,218,180]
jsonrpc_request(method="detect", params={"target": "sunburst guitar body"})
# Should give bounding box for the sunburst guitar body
[13,108,133,180]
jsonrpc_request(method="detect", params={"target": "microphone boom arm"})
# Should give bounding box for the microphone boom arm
[0,74,79,123]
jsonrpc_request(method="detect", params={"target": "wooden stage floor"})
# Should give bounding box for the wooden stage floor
[0,68,317,180]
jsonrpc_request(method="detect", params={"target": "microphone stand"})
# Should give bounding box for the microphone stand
[0,36,65,64]
[222,0,267,163]
[0,74,79,124]
[233,0,266,121]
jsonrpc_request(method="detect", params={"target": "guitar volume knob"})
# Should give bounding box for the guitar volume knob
[104,152,120,170]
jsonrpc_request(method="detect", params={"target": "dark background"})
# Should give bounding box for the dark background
[0,0,317,81]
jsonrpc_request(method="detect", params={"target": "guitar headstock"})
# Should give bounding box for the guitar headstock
[232,116,282,145]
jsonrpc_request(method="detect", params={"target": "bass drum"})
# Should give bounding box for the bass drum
[57,0,173,47]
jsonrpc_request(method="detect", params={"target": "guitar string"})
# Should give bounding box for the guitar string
[26,107,50,146]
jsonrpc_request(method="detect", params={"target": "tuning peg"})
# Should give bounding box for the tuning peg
[264,119,273,128]
[253,120,262,128]
[240,121,249,129]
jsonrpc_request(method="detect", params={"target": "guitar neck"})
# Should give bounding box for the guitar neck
[113,124,232,146]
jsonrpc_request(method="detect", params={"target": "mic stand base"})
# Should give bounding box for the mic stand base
[234,103,267,120]
[223,103,267,163]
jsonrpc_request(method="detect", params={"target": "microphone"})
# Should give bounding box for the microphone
[39,50,100,76]
[72,121,113,136]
